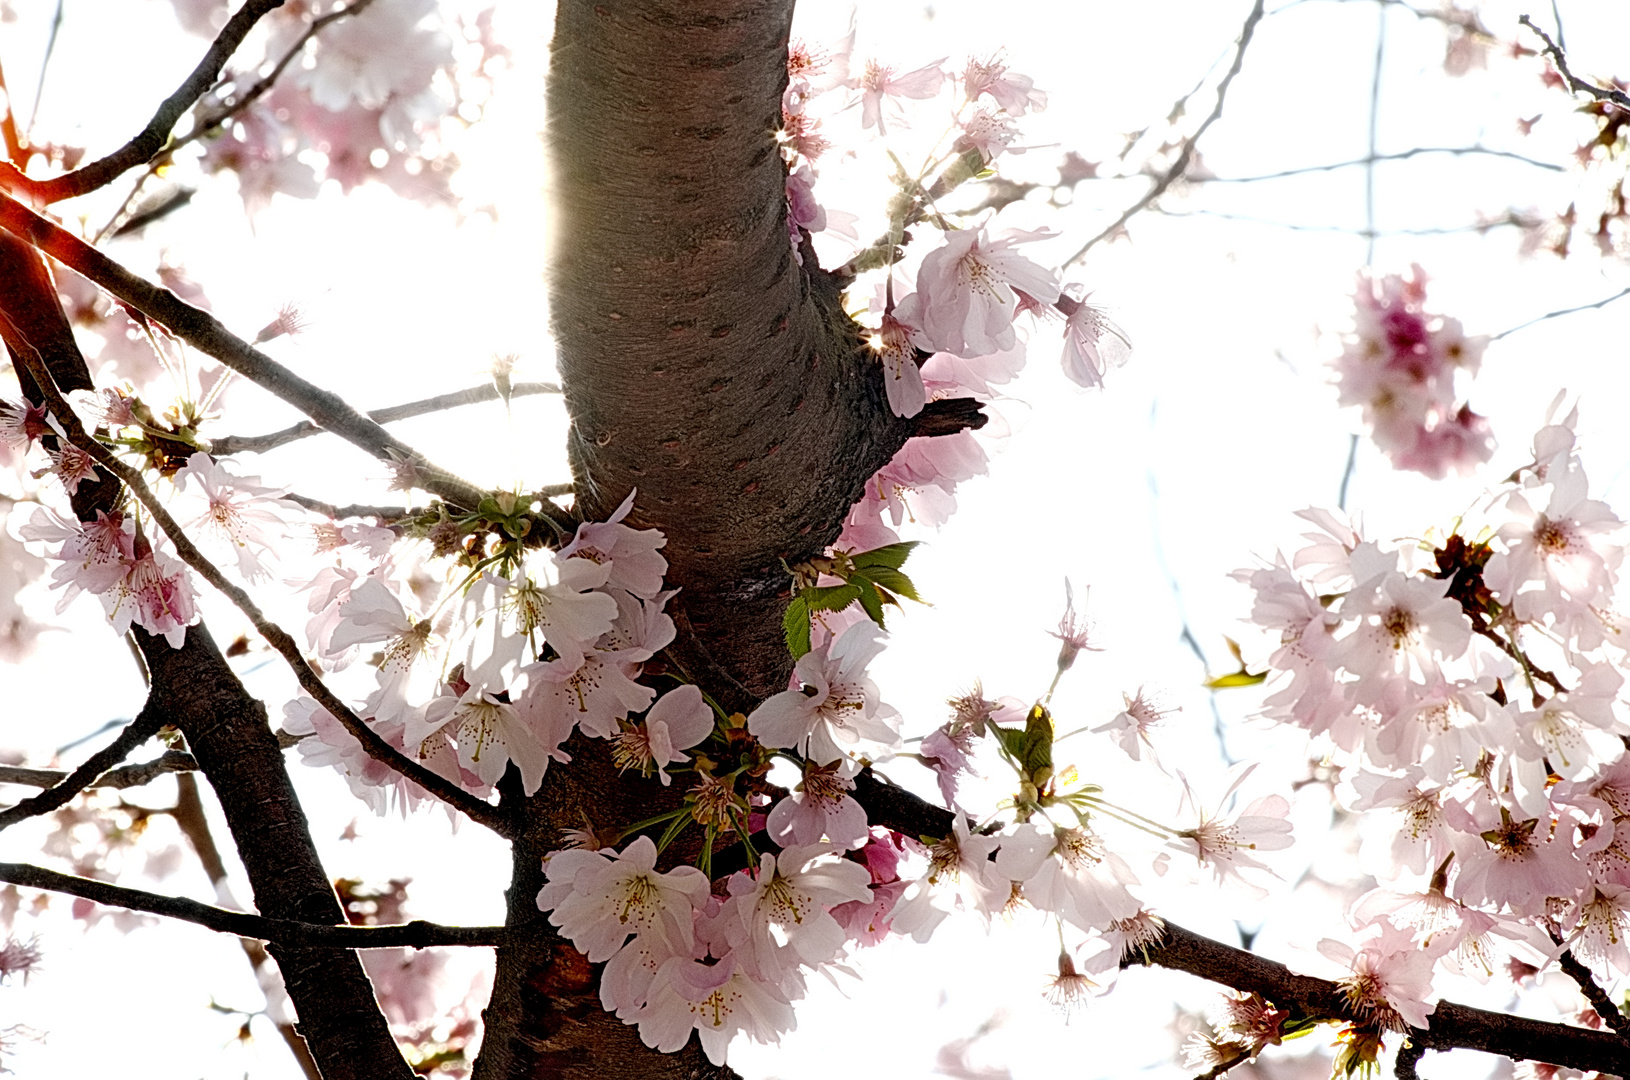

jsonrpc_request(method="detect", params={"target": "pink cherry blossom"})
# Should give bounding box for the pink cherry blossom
[633,952,795,1065]
[905,227,1059,357]
[961,54,1046,114]
[747,622,901,767]
[537,835,711,963]
[765,760,869,850]
[874,310,926,419]
[609,684,715,785]
[720,843,874,992]
[1055,289,1131,389]
[407,686,553,794]
[171,452,304,582]
[461,550,619,689]
[558,490,669,600]
[852,57,945,133]
[1314,921,1441,1031]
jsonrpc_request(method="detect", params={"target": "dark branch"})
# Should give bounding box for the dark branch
[1552,941,1630,1036]
[850,772,1630,1075]
[1063,0,1268,266]
[1394,1037,1425,1080]
[1520,15,1630,113]
[3,0,289,203]
[0,861,510,948]
[0,750,198,793]
[5,341,513,836]
[0,709,166,832]
[0,190,488,512]
[911,398,988,438]
[211,380,564,455]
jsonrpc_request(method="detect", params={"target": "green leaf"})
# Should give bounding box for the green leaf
[1205,670,1267,689]
[804,583,863,613]
[783,597,812,659]
[858,564,922,603]
[1016,704,1054,774]
[856,581,887,626]
[850,541,920,571]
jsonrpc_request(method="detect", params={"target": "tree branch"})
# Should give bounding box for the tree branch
[0,708,167,832]
[211,380,564,455]
[849,772,1630,1075]
[1,0,289,204]
[0,190,488,511]
[1553,941,1630,1036]
[0,750,198,794]
[0,861,509,948]
[5,339,513,836]
[1519,15,1630,113]
[162,0,379,162]
[1063,0,1268,267]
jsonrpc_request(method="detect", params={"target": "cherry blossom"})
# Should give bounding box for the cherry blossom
[558,490,669,600]
[171,452,303,582]
[746,622,901,768]
[633,952,796,1065]
[461,550,618,689]
[537,835,711,963]
[961,54,1046,114]
[609,684,715,785]
[720,844,873,991]
[1055,289,1131,389]
[903,227,1059,357]
[406,686,553,794]
[1314,922,1441,1031]
[765,760,869,850]
[852,57,945,133]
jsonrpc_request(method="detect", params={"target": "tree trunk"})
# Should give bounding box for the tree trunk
[474,0,975,1073]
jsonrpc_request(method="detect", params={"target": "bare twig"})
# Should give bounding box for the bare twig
[0,709,167,832]
[1520,15,1630,113]
[281,493,414,521]
[1062,0,1268,267]
[3,0,289,203]
[4,339,513,836]
[0,861,510,948]
[0,750,198,793]
[1200,146,1564,183]
[1492,286,1630,340]
[0,190,487,512]
[212,380,564,455]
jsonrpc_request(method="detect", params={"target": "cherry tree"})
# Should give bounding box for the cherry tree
[3,1,1630,1078]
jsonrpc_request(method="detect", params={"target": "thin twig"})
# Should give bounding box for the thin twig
[4,338,513,837]
[281,493,413,521]
[212,380,563,455]
[0,709,167,832]
[0,58,23,164]
[0,861,510,949]
[1062,0,1268,267]
[0,190,488,512]
[3,0,289,203]
[0,751,198,793]
[1199,146,1563,183]
[1519,15,1630,113]
[1492,286,1630,340]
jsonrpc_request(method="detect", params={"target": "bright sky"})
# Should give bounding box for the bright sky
[4,0,1630,1077]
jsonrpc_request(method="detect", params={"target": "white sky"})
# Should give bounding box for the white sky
[4,0,1630,1077]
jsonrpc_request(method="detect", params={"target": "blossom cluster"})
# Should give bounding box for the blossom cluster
[1331,265,1493,479]
[169,0,510,211]
[1238,399,1630,1035]
[776,31,1131,552]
